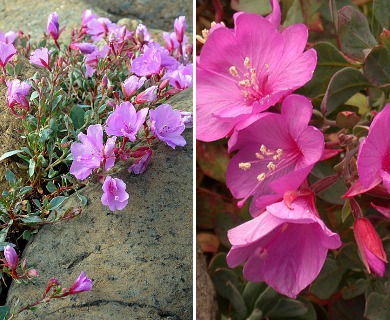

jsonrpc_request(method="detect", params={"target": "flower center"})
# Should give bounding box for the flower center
[229,57,271,105]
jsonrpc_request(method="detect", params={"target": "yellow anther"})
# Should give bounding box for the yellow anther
[277,149,283,155]
[239,80,251,87]
[265,63,269,69]
[244,57,251,68]
[229,66,239,77]
[239,162,251,170]
[257,173,266,181]
[267,162,276,171]
[255,152,264,159]
[260,144,273,156]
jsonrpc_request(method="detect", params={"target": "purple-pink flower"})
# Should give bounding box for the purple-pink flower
[68,272,93,294]
[149,104,186,149]
[6,79,31,116]
[227,192,341,298]
[122,75,146,100]
[0,42,16,68]
[165,63,193,90]
[135,85,157,104]
[101,176,129,211]
[0,31,17,44]
[81,9,98,31]
[4,245,18,270]
[86,17,116,42]
[70,124,116,180]
[196,5,316,142]
[345,103,390,197]
[47,12,60,41]
[84,45,110,77]
[226,95,324,215]
[135,24,152,43]
[129,149,152,175]
[105,102,148,141]
[29,48,51,70]
[354,218,387,276]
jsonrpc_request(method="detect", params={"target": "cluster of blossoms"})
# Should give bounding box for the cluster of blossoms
[197,0,388,298]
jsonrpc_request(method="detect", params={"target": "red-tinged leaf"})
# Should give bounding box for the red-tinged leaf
[363,45,390,87]
[311,174,341,194]
[320,148,343,161]
[380,29,390,51]
[320,67,369,115]
[337,5,377,61]
[197,141,229,183]
[336,111,360,128]
[197,233,220,253]
[197,188,232,229]
[371,203,390,218]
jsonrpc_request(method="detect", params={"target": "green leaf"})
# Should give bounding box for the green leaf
[5,169,16,185]
[310,258,345,299]
[21,216,43,223]
[231,0,271,15]
[0,149,23,162]
[209,253,229,273]
[21,229,32,241]
[28,159,36,178]
[373,0,390,31]
[76,193,88,205]
[243,282,268,312]
[254,286,279,315]
[70,105,85,130]
[46,181,57,193]
[341,199,351,222]
[342,279,369,300]
[298,42,351,98]
[363,45,390,87]
[212,268,247,319]
[266,299,308,318]
[48,196,66,210]
[0,306,11,319]
[337,5,377,61]
[19,186,33,195]
[320,67,369,115]
[30,91,39,101]
[365,293,390,320]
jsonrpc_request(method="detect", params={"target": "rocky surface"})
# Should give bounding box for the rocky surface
[6,88,193,319]
[196,242,218,320]
[0,0,192,41]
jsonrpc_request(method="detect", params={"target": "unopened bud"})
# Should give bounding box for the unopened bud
[102,74,108,89]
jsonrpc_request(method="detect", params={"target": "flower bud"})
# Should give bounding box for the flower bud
[47,12,60,41]
[101,74,108,89]
[129,149,152,175]
[68,272,93,294]
[174,16,186,43]
[4,245,19,270]
[27,268,39,278]
[135,86,157,104]
[354,218,387,276]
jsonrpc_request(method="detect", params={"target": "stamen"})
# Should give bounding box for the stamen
[257,173,266,181]
[255,152,264,159]
[239,162,251,170]
[229,66,239,77]
[267,162,276,171]
[265,63,269,69]
[260,144,274,156]
[239,80,251,87]
[244,57,251,68]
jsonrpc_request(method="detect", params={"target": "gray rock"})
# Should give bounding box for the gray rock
[6,88,193,320]
[196,242,218,320]
[83,0,193,32]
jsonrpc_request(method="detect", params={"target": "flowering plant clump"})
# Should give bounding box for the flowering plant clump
[197,0,390,318]
[0,9,192,319]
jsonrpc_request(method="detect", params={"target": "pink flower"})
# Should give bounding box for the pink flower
[105,102,149,141]
[47,12,60,41]
[0,31,17,44]
[149,104,186,149]
[4,245,18,270]
[86,18,116,42]
[180,110,193,128]
[84,45,110,77]
[135,86,157,104]
[121,75,146,100]
[0,42,16,67]
[70,124,116,180]
[81,9,98,31]
[68,272,93,294]
[196,7,316,141]
[227,192,341,298]
[354,218,387,276]
[226,95,324,215]
[70,42,98,54]
[6,79,31,115]
[174,16,186,43]
[345,104,390,197]
[29,48,50,70]
[165,63,193,90]
[101,176,129,211]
